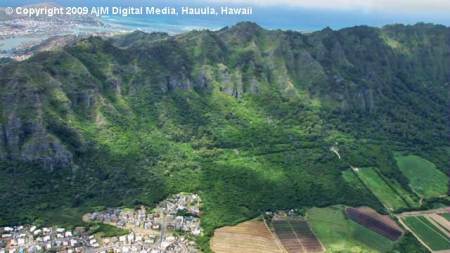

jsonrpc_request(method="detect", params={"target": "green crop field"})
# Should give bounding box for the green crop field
[356,168,410,211]
[395,154,448,198]
[342,170,373,196]
[387,178,421,208]
[403,216,450,251]
[306,206,395,253]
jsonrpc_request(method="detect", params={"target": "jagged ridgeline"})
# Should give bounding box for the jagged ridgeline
[0,22,448,244]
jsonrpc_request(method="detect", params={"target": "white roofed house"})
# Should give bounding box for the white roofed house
[89,238,97,246]
[127,233,135,243]
[70,239,78,247]
[17,238,25,246]
[33,229,42,236]
[43,235,51,242]
[191,227,201,236]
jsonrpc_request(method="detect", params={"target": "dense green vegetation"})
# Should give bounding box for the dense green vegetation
[402,216,450,251]
[395,154,448,198]
[0,22,449,252]
[307,206,395,252]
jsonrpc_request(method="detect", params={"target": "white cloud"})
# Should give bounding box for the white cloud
[204,0,450,12]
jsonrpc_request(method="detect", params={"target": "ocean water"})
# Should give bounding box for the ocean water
[0,37,41,51]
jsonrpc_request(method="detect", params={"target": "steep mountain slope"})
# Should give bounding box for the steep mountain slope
[0,22,448,250]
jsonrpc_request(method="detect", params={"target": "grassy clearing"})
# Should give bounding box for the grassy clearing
[395,154,448,198]
[403,216,450,251]
[306,206,395,253]
[356,168,409,211]
[89,223,129,238]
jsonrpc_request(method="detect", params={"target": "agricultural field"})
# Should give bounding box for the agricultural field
[345,207,404,241]
[306,206,395,253]
[428,214,450,233]
[272,218,324,253]
[441,213,450,221]
[210,219,285,253]
[394,154,448,198]
[342,170,371,194]
[401,216,450,251]
[355,167,417,211]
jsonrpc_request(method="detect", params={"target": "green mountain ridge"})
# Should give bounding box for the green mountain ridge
[0,22,448,250]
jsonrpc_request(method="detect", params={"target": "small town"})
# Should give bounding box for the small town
[0,3,123,59]
[0,193,202,253]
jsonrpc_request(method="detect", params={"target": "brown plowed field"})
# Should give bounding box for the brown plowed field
[272,218,324,253]
[346,207,403,241]
[211,220,285,253]
[290,220,325,252]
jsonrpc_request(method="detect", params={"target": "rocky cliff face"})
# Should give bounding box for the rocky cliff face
[0,22,448,170]
[0,63,73,170]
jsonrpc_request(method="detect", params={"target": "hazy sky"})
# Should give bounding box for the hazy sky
[203,0,450,13]
[2,0,450,31]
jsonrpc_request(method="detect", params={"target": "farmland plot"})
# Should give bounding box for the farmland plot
[395,154,448,198]
[272,218,324,253]
[401,216,450,251]
[211,219,285,253]
[272,220,304,253]
[307,206,395,253]
[345,207,403,241]
[428,214,450,234]
[441,213,450,221]
[290,220,325,252]
[356,167,410,210]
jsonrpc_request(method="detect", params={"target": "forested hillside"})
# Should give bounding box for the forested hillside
[0,22,448,250]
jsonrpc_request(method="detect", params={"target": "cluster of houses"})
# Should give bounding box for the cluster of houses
[87,193,202,252]
[0,225,93,253]
[96,233,197,253]
[0,193,202,253]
